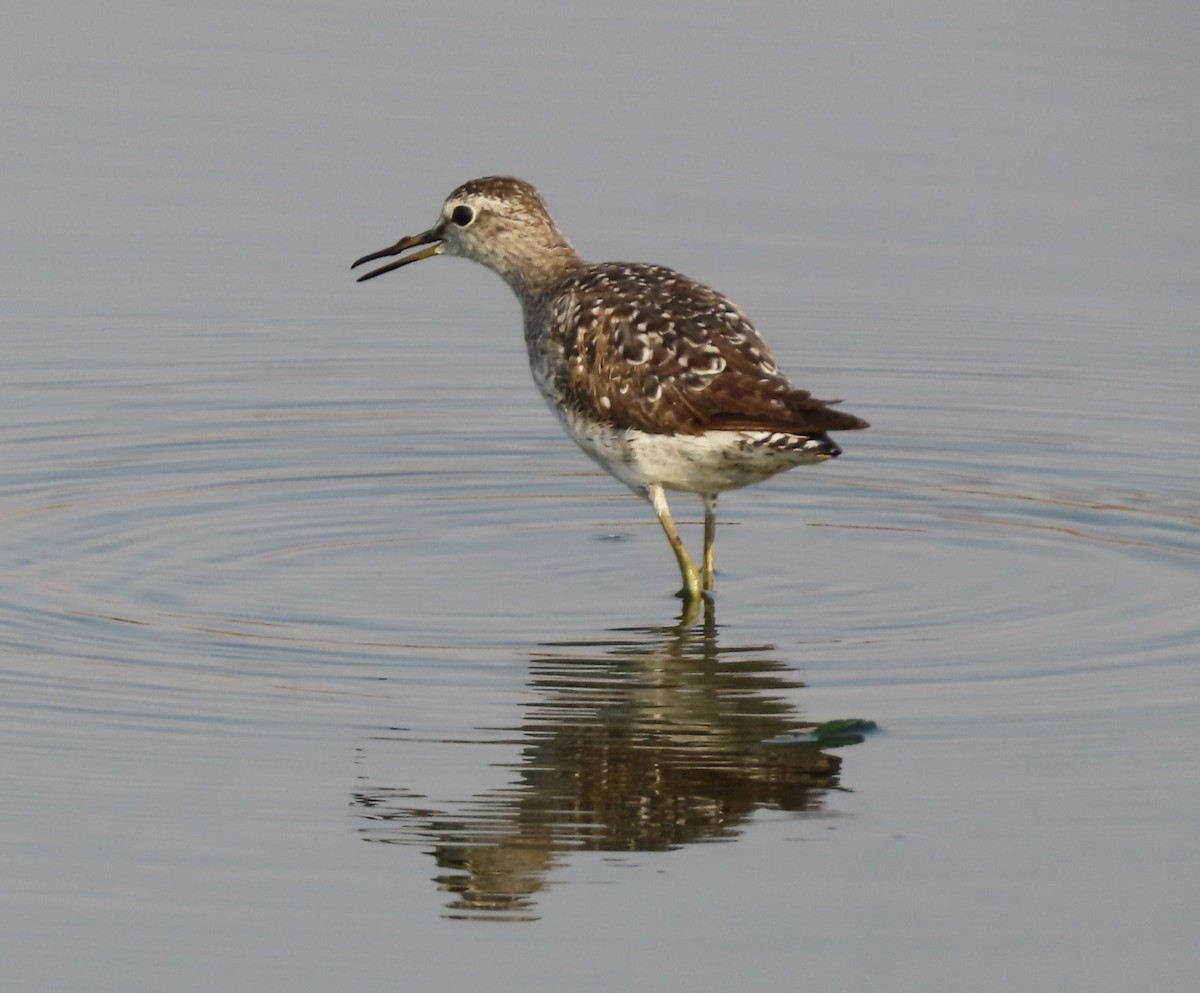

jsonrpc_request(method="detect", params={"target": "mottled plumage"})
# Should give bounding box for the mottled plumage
[544,262,865,437]
[353,176,867,601]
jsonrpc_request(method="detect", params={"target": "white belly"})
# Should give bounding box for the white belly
[556,404,833,495]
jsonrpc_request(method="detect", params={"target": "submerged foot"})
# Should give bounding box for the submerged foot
[673,583,712,603]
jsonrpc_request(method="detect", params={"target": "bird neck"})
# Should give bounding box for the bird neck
[497,241,587,304]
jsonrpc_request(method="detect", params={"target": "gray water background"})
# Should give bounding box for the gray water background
[3,2,1199,990]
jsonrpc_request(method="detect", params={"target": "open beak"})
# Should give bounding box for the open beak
[352,226,444,282]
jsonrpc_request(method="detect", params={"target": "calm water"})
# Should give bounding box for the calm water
[4,3,1199,991]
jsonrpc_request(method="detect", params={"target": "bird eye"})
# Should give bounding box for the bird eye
[450,205,474,226]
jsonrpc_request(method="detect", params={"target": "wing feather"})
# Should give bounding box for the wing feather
[551,264,868,436]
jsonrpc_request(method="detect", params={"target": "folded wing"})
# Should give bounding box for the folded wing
[552,263,869,437]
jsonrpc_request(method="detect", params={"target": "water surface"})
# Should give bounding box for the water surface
[3,3,1199,991]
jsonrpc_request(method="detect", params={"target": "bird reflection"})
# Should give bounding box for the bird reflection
[351,599,870,921]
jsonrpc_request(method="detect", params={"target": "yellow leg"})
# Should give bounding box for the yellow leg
[646,483,701,601]
[701,493,717,592]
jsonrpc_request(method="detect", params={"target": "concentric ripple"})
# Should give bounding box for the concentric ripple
[4,314,1197,705]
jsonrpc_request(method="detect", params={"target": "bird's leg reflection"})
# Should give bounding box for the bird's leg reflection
[351,599,866,921]
[670,586,712,632]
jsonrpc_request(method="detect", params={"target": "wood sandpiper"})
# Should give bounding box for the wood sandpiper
[353,176,868,601]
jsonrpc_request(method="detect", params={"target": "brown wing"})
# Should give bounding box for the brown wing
[552,263,868,436]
